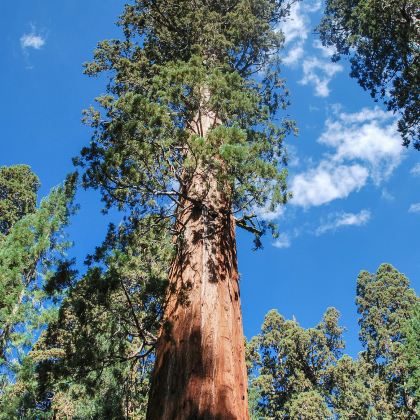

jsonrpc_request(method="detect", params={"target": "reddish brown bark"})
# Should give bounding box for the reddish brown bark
[146,106,249,419]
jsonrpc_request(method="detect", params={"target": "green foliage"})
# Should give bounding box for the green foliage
[76,0,296,245]
[356,264,418,417]
[248,264,419,419]
[318,0,420,148]
[402,303,420,401]
[330,354,402,419]
[19,216,173,418]
[247,308,344,418]
[288,390,332,420]
[0,171,76,417]
[0,165,40,237]
[357,264,418,364]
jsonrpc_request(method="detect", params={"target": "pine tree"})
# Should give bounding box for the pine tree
[33,217,172,419]
[77,1,294,417]
[402,303,420,404]
[248,264,419,419]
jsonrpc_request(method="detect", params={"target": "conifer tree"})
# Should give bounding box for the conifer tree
[356,263,419,418]
[402,303,420,404]
[77,1,294,417]
[33,217,172,419]
[247,308,344,418]
[248,264,419,419]
[0,168,76,415]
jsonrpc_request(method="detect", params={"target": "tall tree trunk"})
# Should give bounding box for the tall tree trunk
[147,104,249,419]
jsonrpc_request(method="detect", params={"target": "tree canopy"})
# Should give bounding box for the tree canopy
[76,0,296,245]
[247,263,419,419]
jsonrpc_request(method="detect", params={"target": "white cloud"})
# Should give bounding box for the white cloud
[408,203,420,213]
[312,40,337,58]
[283,44,305,66]
[410,163,420,176]
[299,57,343,97]
[279,2,311,67]
[281,3,309,46]
[291,162,368,207]
[302,0,322,13]
[290,107,402,208]
[381,189,395,201]
[273,233,292,249]
[319,107,403,183]
[255,204,285,222]
[316,210,371,235]
[20,32,45,50]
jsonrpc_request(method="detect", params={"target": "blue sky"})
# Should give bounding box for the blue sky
[2,0,419,358]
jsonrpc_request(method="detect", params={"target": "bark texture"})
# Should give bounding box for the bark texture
[147,106,249,419]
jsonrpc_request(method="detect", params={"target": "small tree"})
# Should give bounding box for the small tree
[33,217,172,419]
[0,165,40,237]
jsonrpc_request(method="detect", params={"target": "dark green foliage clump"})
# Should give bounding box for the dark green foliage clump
[0,165,40,237]
[318,0,420,148]
[247,307,343,419]
[402,303,420,402]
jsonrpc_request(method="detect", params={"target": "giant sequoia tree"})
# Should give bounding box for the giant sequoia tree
[77,0,294,417]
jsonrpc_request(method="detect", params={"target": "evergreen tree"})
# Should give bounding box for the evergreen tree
[248,264,419,419]
[356,263,419,418]
[318,0,420,148]
[0,170,76,416]
[77,1,295,417]
[32,217,172,419]
[247,308,344,418]
[402,303,420,403]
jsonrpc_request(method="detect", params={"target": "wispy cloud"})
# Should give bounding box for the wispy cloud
[279,1,315,67]
[381,189,395,201]
[410,163,420,177]
[281,2,309,46]
[316,210,371,235]
[408,203,420,213]
[255,204,285,222]
[319,107,403,183]
[20,27,45,50]
[290,106,403,208]
[273,233,292,249]
[299,57,343,97]
[279,1,342,94]
[312,39,337,58]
